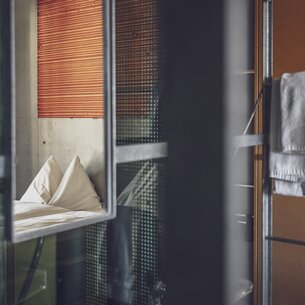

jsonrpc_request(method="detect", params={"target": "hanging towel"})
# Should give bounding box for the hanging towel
[280,72,305,153]
[270,152,305,182]
[270,74,305,196]
[273,180,305,197]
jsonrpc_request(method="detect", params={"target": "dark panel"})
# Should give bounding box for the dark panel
[166,0,225,305]
[2,0,13,303]
[2,0,12,241]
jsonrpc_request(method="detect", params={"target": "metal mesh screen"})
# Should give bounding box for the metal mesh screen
[86,160,167,305]
[115,160,167,305]
[86,223,108,305]
[116,0,167,144]
[86,0,167,304]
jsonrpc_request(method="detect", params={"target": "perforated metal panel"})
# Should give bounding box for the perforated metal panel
[86,159,167,305]
[116,0,167,145]
[114,0,168,302]
[116,160,167,305]
[86,223,108,305]
[86,0,167,304]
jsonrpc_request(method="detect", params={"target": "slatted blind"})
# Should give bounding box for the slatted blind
[38,0,103,118]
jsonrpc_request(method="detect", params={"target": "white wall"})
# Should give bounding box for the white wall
[15,0,105,200]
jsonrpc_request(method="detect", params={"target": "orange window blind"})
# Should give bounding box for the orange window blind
[38,0,103,118]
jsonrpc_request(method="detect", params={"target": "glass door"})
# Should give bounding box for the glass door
[3,0,169,304]
[225,0,258,304]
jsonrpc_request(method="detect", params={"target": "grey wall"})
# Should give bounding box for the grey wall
[14,0,105,200]
[15,0,39,198]
[38,119,104,199]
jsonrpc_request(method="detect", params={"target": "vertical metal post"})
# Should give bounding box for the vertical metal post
[104,0,117,218]
[262,1,272,305]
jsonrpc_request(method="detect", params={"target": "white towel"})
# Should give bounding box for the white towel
[280,72,305,153]
[270,152,305,182]
[270,74,305,196]
[273,180,304,197]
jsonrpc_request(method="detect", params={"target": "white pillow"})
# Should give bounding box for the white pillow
[48,156,102,211]
[20,156,63,204]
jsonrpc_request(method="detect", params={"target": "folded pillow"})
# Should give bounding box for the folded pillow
[20,156,63,204]
[48,156,102,211]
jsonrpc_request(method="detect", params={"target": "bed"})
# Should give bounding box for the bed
[14,201,106,243]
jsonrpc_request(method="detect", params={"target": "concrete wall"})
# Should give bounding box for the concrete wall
[15,0,39,198]
[38,118,104,199]
[15,0,105,200]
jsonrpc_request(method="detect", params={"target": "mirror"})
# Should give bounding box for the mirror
[9,0,115,243]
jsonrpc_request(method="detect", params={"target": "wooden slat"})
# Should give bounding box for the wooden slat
[38,0,103,118]
[253,1,264,305]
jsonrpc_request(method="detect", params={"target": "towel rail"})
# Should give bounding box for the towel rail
[234,134,265,148]
[233,87,265,159]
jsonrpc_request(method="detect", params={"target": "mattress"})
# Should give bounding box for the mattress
[14,201,106,242]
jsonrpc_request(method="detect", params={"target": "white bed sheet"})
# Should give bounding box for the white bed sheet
[14,201,105,237]
[14,201,70,221]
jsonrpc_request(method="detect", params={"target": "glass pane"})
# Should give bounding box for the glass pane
[225,0,255,304]
[11,159,167,305]
[11,0,115,243]
[14,236,56,305]
[13,228,104,305]
[11,0,168,304]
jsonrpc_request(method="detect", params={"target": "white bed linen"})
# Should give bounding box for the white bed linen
[20,156,63,204]
[14,201,70,221]
[49,156,103,211]
[14,201,105,234]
